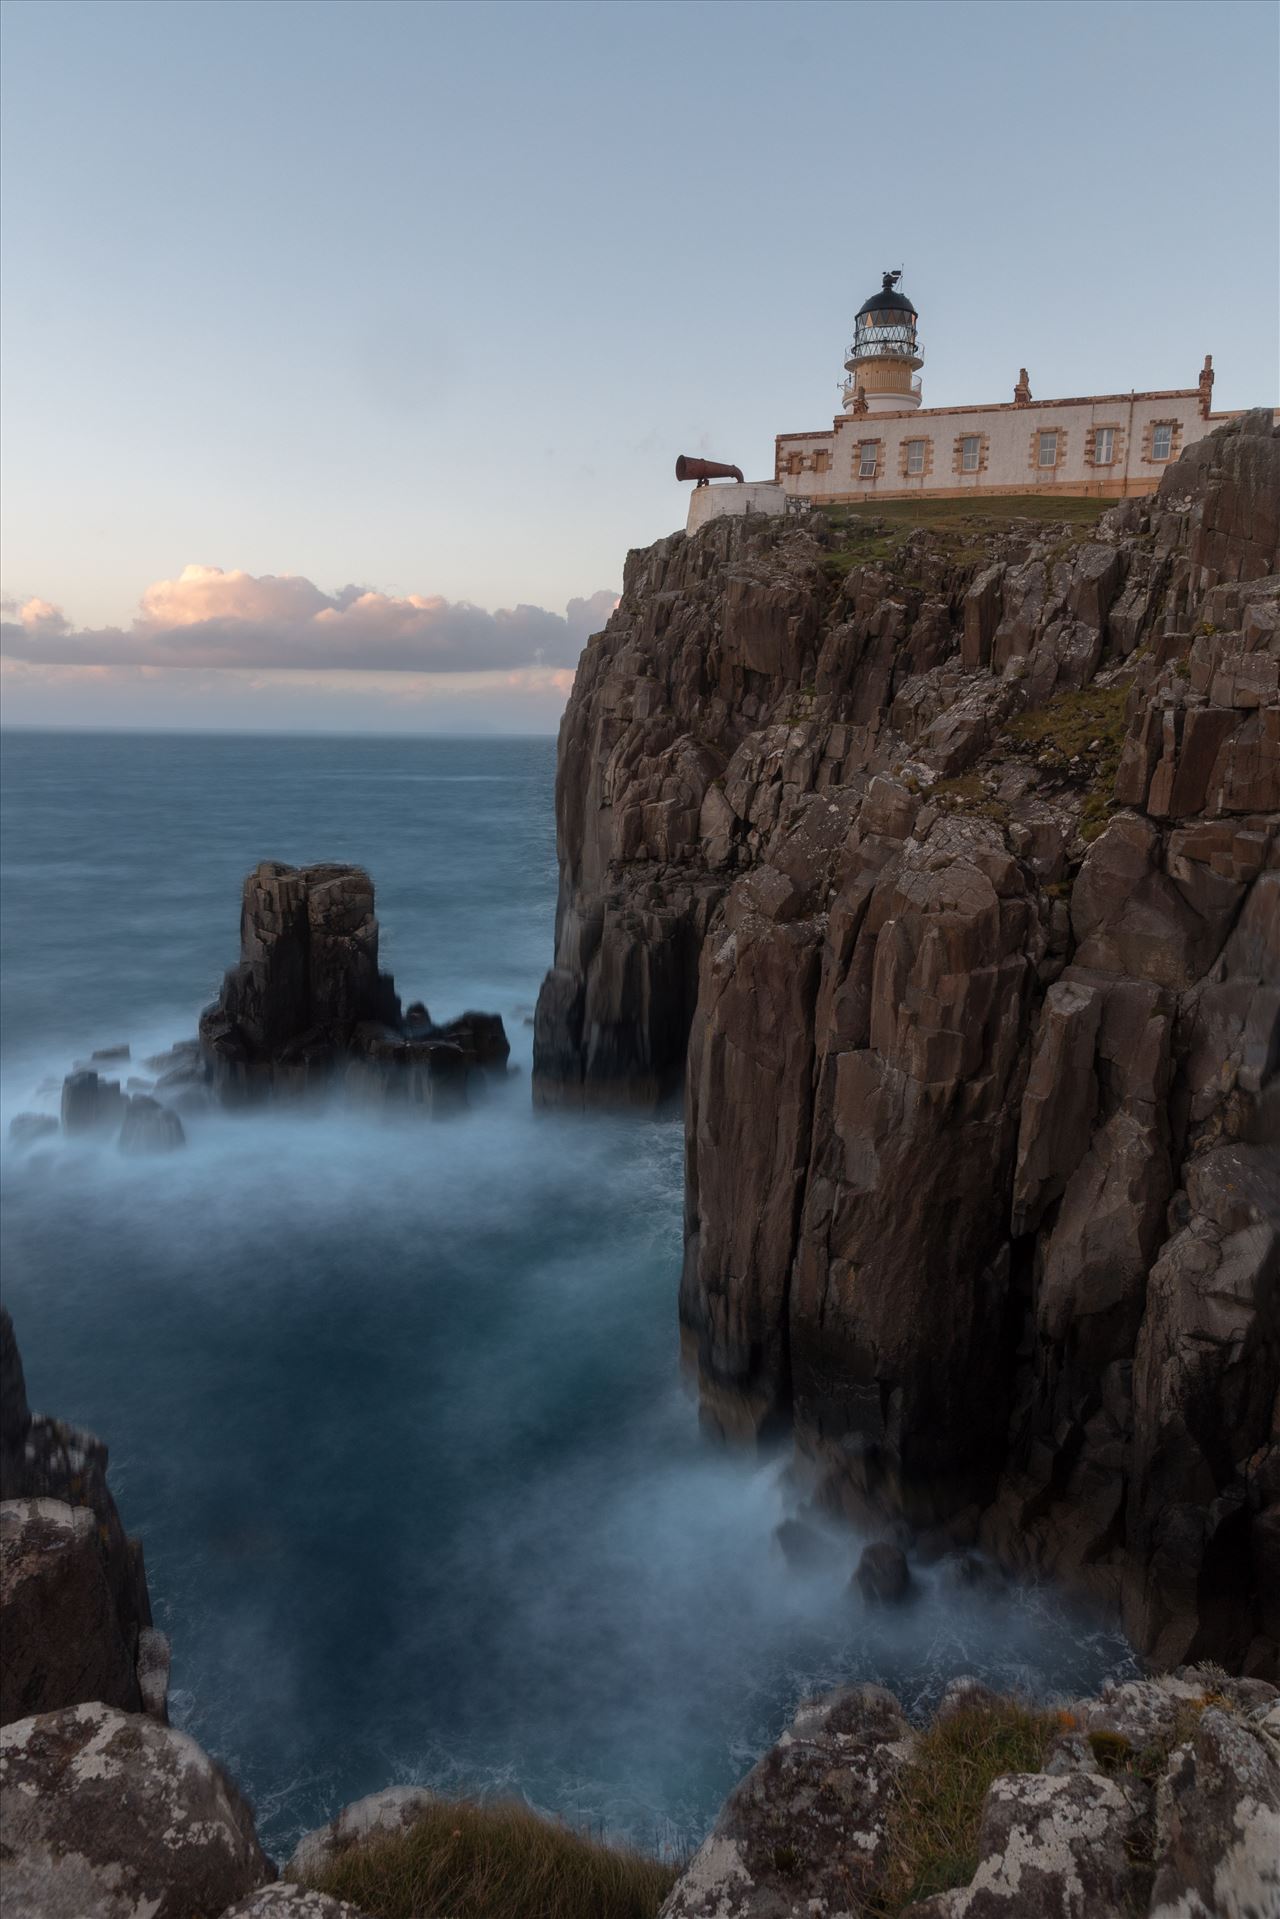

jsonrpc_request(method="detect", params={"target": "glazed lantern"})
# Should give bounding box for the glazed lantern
[842,271,923,414]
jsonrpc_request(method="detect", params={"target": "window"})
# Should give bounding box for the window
[906,439,926,475]
[1093,427,1115,465]
[1152,423,1174,461]
[1038,431,1059,468]
[961,435,981,472]
[858,442,878,478]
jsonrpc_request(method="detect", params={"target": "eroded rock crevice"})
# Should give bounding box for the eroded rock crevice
[534,410,1280,1675]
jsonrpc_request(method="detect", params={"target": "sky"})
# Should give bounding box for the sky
[1,0,1276,734]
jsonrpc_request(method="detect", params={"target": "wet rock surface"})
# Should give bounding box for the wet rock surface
[536,411,1280,1673]
[118,1093,186,1154]
[855,1539,912,1604]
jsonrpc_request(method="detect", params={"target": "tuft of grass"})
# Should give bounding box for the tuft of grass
[930,774,1009,825]
[297,1799,679,1919]
[1087,1729,1134,1772]
[869,1698,1056,1916]
[1005,681,1131,842]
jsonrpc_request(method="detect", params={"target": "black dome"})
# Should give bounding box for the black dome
[856,272,916,319]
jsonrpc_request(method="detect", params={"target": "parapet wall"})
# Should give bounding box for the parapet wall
[685,480,785,533]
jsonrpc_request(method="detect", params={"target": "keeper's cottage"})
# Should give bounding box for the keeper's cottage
[687,269,1261,532]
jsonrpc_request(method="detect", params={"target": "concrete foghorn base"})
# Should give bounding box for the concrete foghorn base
[685,481,786,532]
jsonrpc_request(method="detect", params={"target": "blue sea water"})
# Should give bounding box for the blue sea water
[0,729,1133,1858]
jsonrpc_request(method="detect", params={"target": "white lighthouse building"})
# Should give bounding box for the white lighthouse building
[686,270,1264,532]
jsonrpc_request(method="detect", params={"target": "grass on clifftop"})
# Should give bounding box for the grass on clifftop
[869,1697,1056,1916]
[297,1799,679,1919]
[818,494,1110,580]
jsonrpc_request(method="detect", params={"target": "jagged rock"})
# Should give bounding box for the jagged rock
[1148,1703,1280,1918]
[1124,1143,1280,1673]
[137,1626,172,1723]
[773,1517,841,1571]
[535,410,1280,1671]
[0,1500,140,1722]
[287,1784,438,1880]
[855,1540,911,1603]
[0,1310,30,1487]
[143,1040,201,1073]
[198,863,508,1107]
[905,1771,1150,1917]
[0,1311,157,1724]
[60,1068,126,1135]
[664,1672,1280,1919]
[660,1684,913,1918]
[221,1890,375,1919]
[0,1702,273,1919]
[118,1094,186,1155]
[7,1112,58,1148]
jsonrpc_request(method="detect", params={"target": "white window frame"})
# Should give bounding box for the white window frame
[858,442,878,479]
[1152,423,1174,461]
[1093,427,1115,466]
[906,439,926,475]
[1038,431,1059,468]
[961,435,981,472]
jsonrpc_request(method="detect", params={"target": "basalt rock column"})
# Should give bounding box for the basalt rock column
[199,862,509,1106]
[200,863,401,1095]
[538,411,1280,1672]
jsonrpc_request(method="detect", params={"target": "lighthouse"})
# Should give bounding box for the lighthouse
[683,264,1259,536]
[842,269,923,414]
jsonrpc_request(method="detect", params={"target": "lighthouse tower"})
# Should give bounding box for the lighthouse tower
[842,270,923,414]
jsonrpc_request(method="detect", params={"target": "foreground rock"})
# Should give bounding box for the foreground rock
[661,1669,1280,1919]
[662,1684,913,1917]
[535,410,1280,1674]
[0,1702,273,1919]
[286,1783,439,1879]
[0,1501,140,1723]
[199,861,510,1110]
[218,1890,374,1919]
[0,1309,163,1725]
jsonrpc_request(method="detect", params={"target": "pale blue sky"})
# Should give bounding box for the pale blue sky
[2,0,1276,731]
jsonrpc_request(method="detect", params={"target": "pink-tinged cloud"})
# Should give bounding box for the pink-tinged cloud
[0,568,619,673]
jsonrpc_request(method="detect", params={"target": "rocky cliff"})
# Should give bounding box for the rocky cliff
[534,412,1280,1678]
[1,1308,168,1727]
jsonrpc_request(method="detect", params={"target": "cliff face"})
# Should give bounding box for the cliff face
[534,412,1280,1677]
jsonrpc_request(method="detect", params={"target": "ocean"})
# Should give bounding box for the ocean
[0,729,1132,1858]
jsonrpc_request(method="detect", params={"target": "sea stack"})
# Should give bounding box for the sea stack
[199,861,510,1109]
